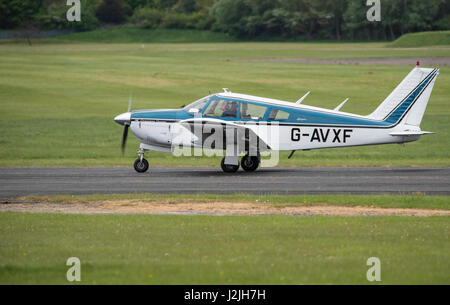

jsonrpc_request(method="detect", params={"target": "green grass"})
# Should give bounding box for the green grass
[49,28,236,43]
[389,31,450,47]
[47,28,450,45]
[20,193,450,211]
[0,41,449,167]
[0,211,448,284]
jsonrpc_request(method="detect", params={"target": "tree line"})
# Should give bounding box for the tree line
[0,0,449,40]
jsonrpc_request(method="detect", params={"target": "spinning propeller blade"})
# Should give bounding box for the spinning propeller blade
[121,124,129,155]
[120,92,132,155]
[128,92,132,112]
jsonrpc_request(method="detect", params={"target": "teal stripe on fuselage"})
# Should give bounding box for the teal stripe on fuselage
[131,109,192,120]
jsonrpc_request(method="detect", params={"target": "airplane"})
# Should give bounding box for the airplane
[114,63,439,173]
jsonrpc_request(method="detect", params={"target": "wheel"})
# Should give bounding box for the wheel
[241,155,260,172]
[134,158,149,173]
[221,158,239,173]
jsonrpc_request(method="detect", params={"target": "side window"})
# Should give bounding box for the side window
[204,99,238,118]
[268,109,290,121]
[240,103,267,120]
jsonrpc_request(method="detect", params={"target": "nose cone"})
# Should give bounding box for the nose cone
[114,112,131,126]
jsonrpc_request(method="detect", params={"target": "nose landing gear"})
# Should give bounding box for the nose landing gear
[134,148,149,173]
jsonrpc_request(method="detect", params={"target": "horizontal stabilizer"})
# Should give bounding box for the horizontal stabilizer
[389,131,435,137]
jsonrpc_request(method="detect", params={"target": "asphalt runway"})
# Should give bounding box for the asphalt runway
[0,166,449,198]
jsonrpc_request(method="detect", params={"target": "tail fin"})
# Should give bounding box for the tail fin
[368,66,439,127]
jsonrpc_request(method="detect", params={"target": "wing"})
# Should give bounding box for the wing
[174,118,272,152]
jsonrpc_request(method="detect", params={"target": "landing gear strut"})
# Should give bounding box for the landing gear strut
[134,148,149,173]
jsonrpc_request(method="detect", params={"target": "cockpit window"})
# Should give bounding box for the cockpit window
[240,102,267,120]
[204,99,238,118]
[184,96,210,113]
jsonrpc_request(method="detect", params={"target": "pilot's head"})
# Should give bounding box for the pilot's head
[226,101,237,111]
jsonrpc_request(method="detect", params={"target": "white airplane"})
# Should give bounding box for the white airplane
[114,63,439,173]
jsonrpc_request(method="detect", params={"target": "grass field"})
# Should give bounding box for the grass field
[0,211,448,284]
[48,28,450,45]
[0,37,449,167]
[389,31,450,47]
[50,28,236,43]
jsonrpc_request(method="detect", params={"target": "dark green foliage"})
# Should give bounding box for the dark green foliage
[95,0,129,24]
[122,0,154,10]
[0,0,43,29]
[210,0,449,40]
[0,0,449,39]
[74,0,101,31]
[130,4,212,30]
[130,6,164,29]
[434,14,450,30]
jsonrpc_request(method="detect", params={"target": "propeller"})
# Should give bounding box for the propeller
[127,92,132,113]
[116,92,133,155]
[121,124,129,155]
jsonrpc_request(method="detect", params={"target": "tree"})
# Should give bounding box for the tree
[210,0,252,37]
[74,0,101,31]
[262,8,288,36]
[123,0,154,10]
[401,0,440,33]
[330,0,347,40]
[95,0,128,24]
[174,0,197,13]
[281,0,329,39]
[0,0,43,29]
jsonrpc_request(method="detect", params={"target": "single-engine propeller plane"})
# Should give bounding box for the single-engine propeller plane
[114,63,439,173]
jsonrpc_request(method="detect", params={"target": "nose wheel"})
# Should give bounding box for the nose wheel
[134,158,149,173]
[134,148,149,173]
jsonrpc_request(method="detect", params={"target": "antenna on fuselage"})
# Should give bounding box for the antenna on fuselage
[296,91,310,104]
[334,98,349,111]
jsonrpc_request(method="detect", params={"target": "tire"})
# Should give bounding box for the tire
[134,158,149,173]
[220,158,239,173]
[241,155,260,172]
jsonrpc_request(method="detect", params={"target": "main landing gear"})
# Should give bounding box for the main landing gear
[134,148,149,173]
[241,155,260,172]
[220,154,260,173]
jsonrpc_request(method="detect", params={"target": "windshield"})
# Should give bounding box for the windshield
[184,96,210,112]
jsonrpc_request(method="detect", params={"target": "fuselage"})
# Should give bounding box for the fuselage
[113,66,438,173]
[122,92,419,153]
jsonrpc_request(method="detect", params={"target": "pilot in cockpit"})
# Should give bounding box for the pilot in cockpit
[222,101,238,118]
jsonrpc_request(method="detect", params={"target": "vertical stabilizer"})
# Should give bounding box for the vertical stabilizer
[367,66,438,127]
